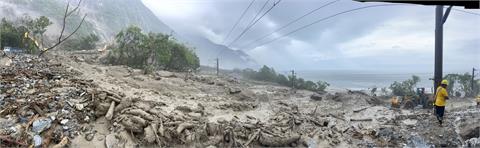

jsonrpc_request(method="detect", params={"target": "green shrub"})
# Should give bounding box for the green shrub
[444,73,479,97]
[316,81,330,92]
[106,25,199,72]
[389,75,420,96]
[63,33,99,51]
[239,65,329,92]
[1,18,23,49]
[1,17,49,54]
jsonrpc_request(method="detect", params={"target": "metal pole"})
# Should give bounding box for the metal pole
[216,58,219,76]
[473,68,476,96]
[434,5,443,92]
[291,70,295,89]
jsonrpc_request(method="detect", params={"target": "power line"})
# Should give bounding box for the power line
[216,0,271,59]
[227,0,281,47]
[226,0,271,47]
[222,0,256,44]
[245,4,404,50]
[452,8,480,16]
[245,0,272,35]
[239,0,340,49]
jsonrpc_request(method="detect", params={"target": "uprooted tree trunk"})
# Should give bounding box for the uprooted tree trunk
[38,0,87,56]
[258,132,300,147]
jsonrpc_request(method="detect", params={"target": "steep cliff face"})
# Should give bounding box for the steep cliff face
[0,0,258,69]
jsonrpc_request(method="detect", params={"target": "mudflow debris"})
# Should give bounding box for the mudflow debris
[1,53,479,147]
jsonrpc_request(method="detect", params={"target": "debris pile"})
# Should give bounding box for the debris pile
[217,102,258,111]
[104,96,340,147]
[2,53,479,147]
[0,55,123,147]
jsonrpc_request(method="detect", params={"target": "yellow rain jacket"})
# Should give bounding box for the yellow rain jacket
[434,87,448,107]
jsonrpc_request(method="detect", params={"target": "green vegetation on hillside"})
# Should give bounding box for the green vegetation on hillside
[106,26,200,73]
[389,75,420,96]
[444,73,479,97]
[236,65,330,92]
[384,73,479,98]
[1,18,23,50]
[62,33,99,51]
[1,16,52,53]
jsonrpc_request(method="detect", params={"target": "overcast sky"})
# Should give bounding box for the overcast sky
[142,0,479,72]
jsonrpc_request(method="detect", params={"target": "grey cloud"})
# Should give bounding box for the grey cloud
[144,0,480,72]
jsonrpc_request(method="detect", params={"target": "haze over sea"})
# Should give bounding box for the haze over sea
[295,70,469,92]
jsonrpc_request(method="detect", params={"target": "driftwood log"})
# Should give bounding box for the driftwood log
[105,101,115,120]
[259,132,300,147]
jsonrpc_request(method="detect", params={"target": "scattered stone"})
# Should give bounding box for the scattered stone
[33,135,42,147]
[75,103,85,110]
[84,116,90,122]
[175,106,193,113]
[216,82,225,86]
[310,94,323,101]
[97,135,105,141]
[228,87,242,94]
[60,119,69,125]
[85,132,96,141]
[105,134,121,148]
[402,119,417,126]
[132,76,144,81]
[32,118,52,134]
[465,137,480,147]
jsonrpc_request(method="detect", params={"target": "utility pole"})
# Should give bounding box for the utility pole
[472,68,476,96]
[291,70,296,89]
[433,5,452,94]
[216,58,219,76]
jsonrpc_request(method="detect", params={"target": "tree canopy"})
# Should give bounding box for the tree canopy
[389,75,420,96]
[106,26,200,72]
[1,16,52,53]
[237,65,329,92]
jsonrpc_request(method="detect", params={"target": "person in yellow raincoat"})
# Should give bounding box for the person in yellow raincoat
[434,80,449,125]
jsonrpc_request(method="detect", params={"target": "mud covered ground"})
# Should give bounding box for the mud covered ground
[1,51,479,147]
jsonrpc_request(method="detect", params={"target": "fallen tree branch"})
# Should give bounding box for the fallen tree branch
[310,105,318,115]
[244,129,261,147]
[328,113,345,121]
[350,118,373,122]
[51,137,69,148]
[25,114,39,131]
[353,106,371,113]
[42,124,57,148]
[39,0,87,56]
[0,136,28,146]
[176,123,195,134]
[32,103,45,116]
[158,119,165,136]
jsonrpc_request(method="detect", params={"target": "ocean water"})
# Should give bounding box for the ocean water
[295,70,436,91]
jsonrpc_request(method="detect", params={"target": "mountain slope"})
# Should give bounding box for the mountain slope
[0,0,258,69]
